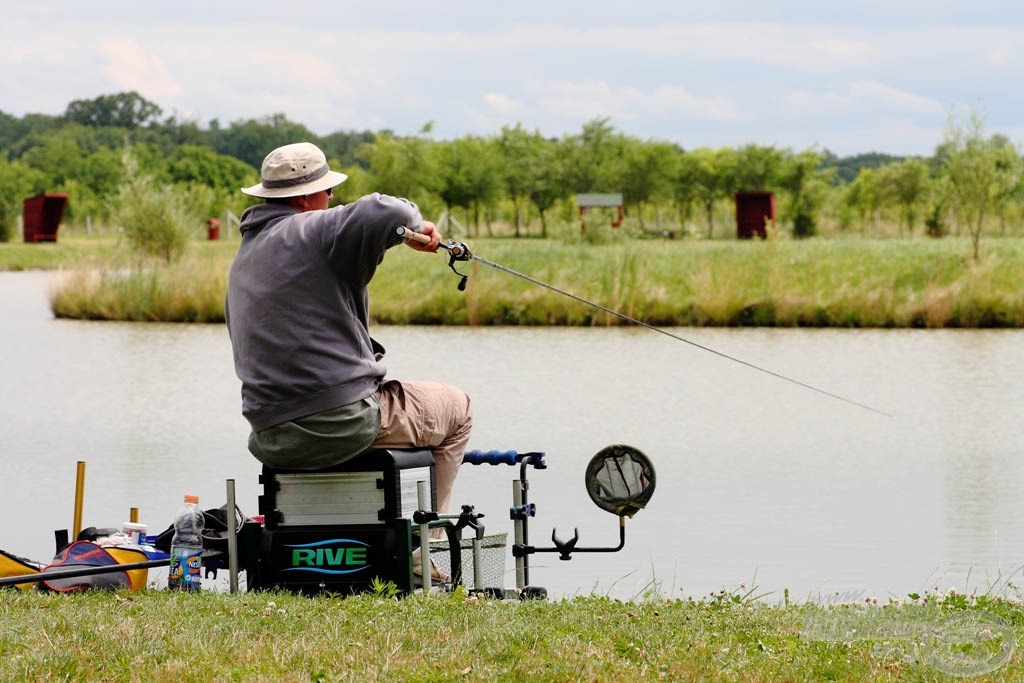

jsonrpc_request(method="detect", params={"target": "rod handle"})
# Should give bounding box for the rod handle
[396,226,431,244]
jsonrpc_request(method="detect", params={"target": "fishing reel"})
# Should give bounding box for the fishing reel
[395,226,473,291]
[440,239,472,291]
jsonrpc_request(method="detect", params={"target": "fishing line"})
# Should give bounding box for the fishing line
[397,227,892,418]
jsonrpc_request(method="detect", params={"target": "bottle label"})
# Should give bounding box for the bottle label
[168,547,203,591]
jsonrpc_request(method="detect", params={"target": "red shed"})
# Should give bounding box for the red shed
[23,193,68,243]
[735,191,775,239]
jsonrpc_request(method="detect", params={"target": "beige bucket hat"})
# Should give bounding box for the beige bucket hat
[241,142,348,198]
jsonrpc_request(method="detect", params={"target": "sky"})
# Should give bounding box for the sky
[2,1,1022,157]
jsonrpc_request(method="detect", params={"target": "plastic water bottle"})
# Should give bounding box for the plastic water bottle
[168,494,204,591]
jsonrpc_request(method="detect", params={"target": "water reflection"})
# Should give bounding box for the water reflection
[3,271,1024,601]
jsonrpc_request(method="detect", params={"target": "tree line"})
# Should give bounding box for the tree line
[1,91,1021,256]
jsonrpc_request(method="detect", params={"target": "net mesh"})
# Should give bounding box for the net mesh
[431,532,507,588]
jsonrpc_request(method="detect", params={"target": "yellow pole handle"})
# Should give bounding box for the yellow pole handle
[73,461,86,539]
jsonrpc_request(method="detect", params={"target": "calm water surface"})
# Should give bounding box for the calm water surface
[3,270,1024,601]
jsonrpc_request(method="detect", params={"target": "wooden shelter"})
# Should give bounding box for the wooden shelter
[576,193,623,232]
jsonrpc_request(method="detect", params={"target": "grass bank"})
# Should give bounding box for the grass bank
[2,588,1021,681]
[8,235,1024,327]
[0,237,121,271]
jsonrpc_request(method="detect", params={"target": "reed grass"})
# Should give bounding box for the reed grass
[22,235,1024,327]
[49,248,229,323]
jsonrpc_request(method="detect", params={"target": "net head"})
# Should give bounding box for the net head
[584,444,656,517]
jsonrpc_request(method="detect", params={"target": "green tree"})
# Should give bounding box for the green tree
[940,106,1005,259]
[526,139,569,238]
[990,135,1024,235]
[431,136,502,235]
[840,168,883,234]
[562,117,627,193]
[820,150,904,184]
[0,110,62,153]
[64,91,162,129]
[678,147,736,238]
[167,144,257,195]
[777,149,830,238]
[731,144,784,192]
[0,155,47,241]
[209,113,316,169]
[924,176,952,238]
[67,147,125,221]
[497,124,545,236]
[358,128,437,208]
[319,129,379,169]
[18,131,88,188]
[877,158,930,236]
[333,164,373,205]
[620,140,680,229]
[115,151,198,263]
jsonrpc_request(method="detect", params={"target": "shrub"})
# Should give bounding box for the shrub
[114,158,199,263]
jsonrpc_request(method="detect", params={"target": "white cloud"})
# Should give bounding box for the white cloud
[808,118,946,156]
[783,81,944,119]
[530,81,738,127]
[988,42,1013,67]
[101,38,182,99]
[482,92,523,115]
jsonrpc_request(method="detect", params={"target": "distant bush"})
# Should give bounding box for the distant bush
[114,153,199,263]
[0,214,12,242]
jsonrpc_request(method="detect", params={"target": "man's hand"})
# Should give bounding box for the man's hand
[405,221,441,252]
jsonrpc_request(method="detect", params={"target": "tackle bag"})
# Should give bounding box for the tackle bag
[0,549,42,591]
[39,541,149,592]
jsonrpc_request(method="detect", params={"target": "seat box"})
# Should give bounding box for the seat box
[259,448,435,528]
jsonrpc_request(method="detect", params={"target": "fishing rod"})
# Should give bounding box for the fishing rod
[396,227,891,418]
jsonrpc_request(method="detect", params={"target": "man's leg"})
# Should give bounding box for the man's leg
[372,380,472,513]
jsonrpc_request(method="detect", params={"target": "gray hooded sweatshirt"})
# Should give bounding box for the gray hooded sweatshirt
[225,193,422,432]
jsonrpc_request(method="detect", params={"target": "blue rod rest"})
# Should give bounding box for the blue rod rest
[464,450,546,467]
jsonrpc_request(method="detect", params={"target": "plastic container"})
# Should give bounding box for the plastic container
[121,522,147,546]
[167,494,204,591]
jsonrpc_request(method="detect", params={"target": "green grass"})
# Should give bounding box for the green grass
[0,236,123,271]
[8,234,1024,327]
[1,587,1021,682]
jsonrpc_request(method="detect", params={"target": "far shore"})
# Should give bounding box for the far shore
[4,234,1024,328]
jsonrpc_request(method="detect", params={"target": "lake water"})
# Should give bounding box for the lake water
[4,270,1024,602]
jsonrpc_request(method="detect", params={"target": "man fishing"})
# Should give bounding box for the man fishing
[225,142,473,522]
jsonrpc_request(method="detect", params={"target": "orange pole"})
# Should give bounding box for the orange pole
[72,461,86,539]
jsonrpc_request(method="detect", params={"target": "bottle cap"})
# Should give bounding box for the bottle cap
[184,494,199,504]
